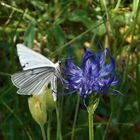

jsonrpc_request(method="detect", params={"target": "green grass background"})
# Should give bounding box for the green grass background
[0,0,140,140]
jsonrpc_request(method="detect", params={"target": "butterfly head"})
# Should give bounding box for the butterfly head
[58,60,61,65]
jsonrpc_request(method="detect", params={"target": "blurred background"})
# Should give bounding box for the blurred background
[0,0,140,140]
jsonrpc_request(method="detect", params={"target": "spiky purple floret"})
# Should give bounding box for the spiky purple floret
[63,45,123,104]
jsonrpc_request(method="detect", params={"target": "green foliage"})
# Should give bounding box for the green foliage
[0,0,140,140]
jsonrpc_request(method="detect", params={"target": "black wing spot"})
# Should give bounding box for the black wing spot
[22,65,26,68]
[22,62,29,68]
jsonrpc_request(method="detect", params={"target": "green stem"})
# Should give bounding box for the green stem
[40,125,46,140]
[1,2,35,21]
[71,94,80,140]
[88,107,94,140]
[102,112,112,140]
[114,0,121,11]
[47,111,52,140]
[2,100,33,140]
[88,97,100,140]
[56,104,62,140]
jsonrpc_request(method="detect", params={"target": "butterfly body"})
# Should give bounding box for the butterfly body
[11,44,60,101]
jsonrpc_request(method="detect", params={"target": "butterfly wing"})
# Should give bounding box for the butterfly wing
[11,67,55,96]
[12,44,60,101]
[16,44,55,70]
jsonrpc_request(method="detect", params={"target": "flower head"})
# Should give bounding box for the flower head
[63,45,123,105]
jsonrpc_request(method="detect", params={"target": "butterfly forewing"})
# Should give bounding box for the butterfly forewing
[17,44,55,70]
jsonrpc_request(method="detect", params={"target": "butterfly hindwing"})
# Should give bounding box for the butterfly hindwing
[51,76,57,101]
[17,73,53,95]
[11,67,55,95]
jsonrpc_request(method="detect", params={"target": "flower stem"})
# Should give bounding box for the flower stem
[88,97,99,140]
[88,106,94,140]
[71,94,80,140]
[40,125,46,140]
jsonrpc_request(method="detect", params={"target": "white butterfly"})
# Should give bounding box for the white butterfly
[11,44,61,101]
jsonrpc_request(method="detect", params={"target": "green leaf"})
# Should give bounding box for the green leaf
[68,10,94,29]
[47,25,66,49]
[24,21,36,48]
[52,25,66,46]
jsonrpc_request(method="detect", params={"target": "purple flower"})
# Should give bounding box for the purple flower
[63,45,123,105]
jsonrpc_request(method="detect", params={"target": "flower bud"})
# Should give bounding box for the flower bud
[28,92,47,126]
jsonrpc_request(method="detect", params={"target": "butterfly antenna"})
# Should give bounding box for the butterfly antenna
[110,89,126,96]
[53,90,77,96]
[59,56,77,63]
[0,71,11,77]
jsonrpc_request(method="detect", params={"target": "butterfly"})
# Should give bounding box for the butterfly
[11,44,61,101]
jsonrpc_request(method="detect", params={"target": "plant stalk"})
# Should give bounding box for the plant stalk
[71,94,80,140]
[40,125,46,140]
[88,106,94,140]
[47,111,52,140]
[56,104,62,140]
